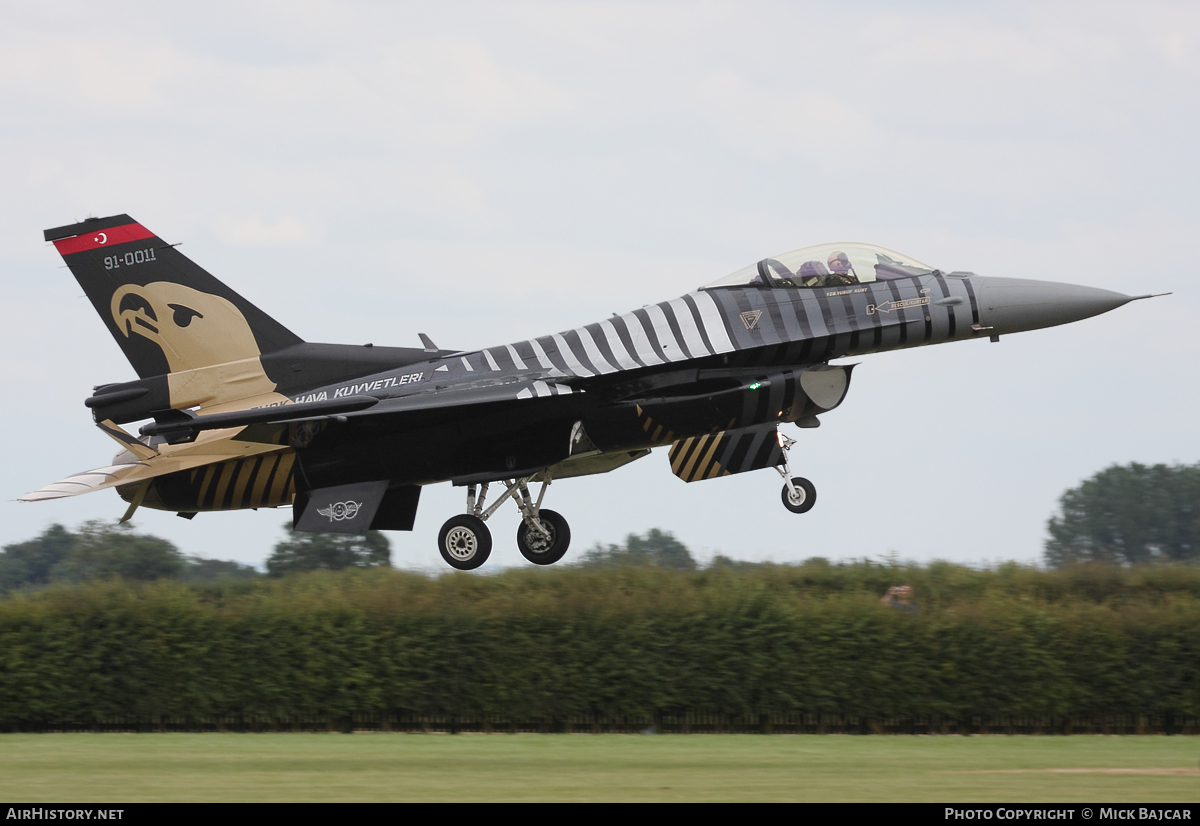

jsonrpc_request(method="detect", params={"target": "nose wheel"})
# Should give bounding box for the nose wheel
[780,477,817,513]
[775,431,818,514]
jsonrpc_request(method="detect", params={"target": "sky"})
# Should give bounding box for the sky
[1,0,1196,571]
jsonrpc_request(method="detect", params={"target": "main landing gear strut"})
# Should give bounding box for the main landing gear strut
[437,472,571,570]
[775,432,817,514]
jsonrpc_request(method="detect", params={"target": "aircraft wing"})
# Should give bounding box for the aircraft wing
[141,378,580,439]
[348,377,578,416]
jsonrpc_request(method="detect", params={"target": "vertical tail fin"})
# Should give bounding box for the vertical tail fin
[45,215,302,379]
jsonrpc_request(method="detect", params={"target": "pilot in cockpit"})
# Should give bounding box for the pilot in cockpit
[797,260,828,287]
[826,251,859,286]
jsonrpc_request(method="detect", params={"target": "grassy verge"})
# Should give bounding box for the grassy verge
[0,733,1197,802]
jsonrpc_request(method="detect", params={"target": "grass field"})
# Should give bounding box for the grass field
[0,734,1197,802]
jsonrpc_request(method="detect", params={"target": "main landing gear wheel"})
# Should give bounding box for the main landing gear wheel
[438,514,492,570]
[781,477,817,514]
[516,509,571,565]
[440,473,570,570]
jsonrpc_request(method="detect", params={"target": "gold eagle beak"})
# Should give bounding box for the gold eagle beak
[111,288,161,340]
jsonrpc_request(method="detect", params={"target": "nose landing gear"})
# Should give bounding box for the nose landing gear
[775,432,817,514]
[780,476,817,513]
[436,472,571,570]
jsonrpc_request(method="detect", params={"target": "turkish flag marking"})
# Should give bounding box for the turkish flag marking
[53,223,155,255]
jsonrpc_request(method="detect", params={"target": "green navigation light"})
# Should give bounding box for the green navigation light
[748,382,762,390]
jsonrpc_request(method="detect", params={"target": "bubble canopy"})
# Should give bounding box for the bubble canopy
[705,243,937,290]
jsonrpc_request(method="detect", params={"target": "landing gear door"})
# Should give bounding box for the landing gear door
[668,422,783,483]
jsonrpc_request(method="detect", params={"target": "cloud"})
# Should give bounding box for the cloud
[214,214,313,247]
[690,70,878,165]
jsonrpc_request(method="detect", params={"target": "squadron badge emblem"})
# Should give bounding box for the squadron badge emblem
[317,501,362,522]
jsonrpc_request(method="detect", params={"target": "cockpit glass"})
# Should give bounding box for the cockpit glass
[705,243,936,290]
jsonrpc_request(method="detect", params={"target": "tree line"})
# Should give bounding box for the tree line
[0,521,400,592]
[0,520,704,593]
[1,460,1195,595]
[1045,461,1199,566]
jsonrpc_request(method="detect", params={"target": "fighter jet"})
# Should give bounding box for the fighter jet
[23,214,1162,569]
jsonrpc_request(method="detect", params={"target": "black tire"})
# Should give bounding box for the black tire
[516,509,571,565]
[438,514,492,570]
[781,477,817,514]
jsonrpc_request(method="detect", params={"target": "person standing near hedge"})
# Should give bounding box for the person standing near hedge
[881,585,918,616]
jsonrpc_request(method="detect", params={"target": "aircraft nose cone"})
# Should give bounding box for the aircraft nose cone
[977,277,1136,336]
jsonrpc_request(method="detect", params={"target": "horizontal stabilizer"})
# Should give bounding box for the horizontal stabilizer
[21,440,291,502]
[19,462,148,501]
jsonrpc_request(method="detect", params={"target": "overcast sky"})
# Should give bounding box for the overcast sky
[1,1,1195,570]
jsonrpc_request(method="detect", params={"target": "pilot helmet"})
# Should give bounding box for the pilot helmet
[827,251,852,274]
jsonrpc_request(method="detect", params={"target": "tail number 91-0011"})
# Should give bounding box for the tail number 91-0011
[104,247,157,270]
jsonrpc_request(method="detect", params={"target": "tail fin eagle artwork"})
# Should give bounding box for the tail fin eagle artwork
[23,215,1165,569]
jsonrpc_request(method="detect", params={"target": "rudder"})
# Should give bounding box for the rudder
[45,214,302,380]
